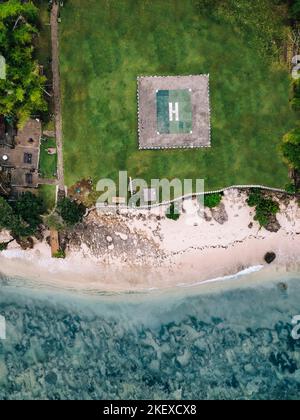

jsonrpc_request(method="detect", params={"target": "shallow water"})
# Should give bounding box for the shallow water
[0,270,300,400]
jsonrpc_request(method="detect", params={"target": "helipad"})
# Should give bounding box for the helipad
[138,75,211,149]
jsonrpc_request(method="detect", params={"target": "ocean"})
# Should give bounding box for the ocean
[0,268,300,400]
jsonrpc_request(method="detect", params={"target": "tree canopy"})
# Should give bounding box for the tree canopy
[0,0,46,125]
[0,193,45,238]
[0,195,15,229]
[280,128,300,171]
[12,191,45,232]
[58,198,86,226]
[291,0,300,19]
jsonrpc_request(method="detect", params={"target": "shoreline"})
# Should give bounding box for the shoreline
[0,190,299,294]
[0,257,299,301]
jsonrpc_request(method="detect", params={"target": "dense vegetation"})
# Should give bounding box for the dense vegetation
[57,197,86,226]
[12,191,45,233]
[278,1,300,190]
[0,192,85,242]
[204,193,223,208]
[0,0,46,125]
[290,0,300,19]
[0,192,45,238]
[247,189,280,227]
[280,128,300,171]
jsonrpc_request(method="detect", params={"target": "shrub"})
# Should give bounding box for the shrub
[247,189,262,207]
[254,199,279,227]
[204,193,222,208]
[166,203,180,221]
[53,249,65,259]
[285,183,298,194]
[247,189,280,227]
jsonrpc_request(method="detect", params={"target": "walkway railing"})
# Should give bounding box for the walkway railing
[84,184,290,215]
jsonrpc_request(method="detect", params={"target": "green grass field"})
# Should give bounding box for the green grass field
[38,184,56,212]
[39,137,57,179]
[60,0,296,191]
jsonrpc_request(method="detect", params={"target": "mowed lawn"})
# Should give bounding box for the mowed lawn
[60,0,295,191]
[39,137,57,179]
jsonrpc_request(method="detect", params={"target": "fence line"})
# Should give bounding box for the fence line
[84,184,289,216]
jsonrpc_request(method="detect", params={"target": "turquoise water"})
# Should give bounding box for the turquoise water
[0,271,300,400]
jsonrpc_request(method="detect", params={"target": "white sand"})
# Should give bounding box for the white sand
[0,190,299,292]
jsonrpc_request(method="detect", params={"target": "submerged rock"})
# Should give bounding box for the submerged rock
[278,282,288,292]
[45,372,58,385]
[1,274,300,400]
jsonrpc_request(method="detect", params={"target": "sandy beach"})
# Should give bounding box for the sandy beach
[0,189,299,292]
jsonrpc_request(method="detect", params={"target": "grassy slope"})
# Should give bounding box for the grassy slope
[60,0,295,191]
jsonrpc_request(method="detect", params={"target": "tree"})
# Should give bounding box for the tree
[0,196,15,229]
[9,215,33,238]
[13,191,45,233]
[291,0,300,19]
[0,0,47,125]
[58,197,85,226]
[0,195,30,237]
[280,129,300,170]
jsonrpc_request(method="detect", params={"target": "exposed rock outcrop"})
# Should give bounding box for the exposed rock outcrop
[210,202,228,225]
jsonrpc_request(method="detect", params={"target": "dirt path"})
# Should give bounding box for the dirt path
[38,178,58,186]
[50,2,65,194]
